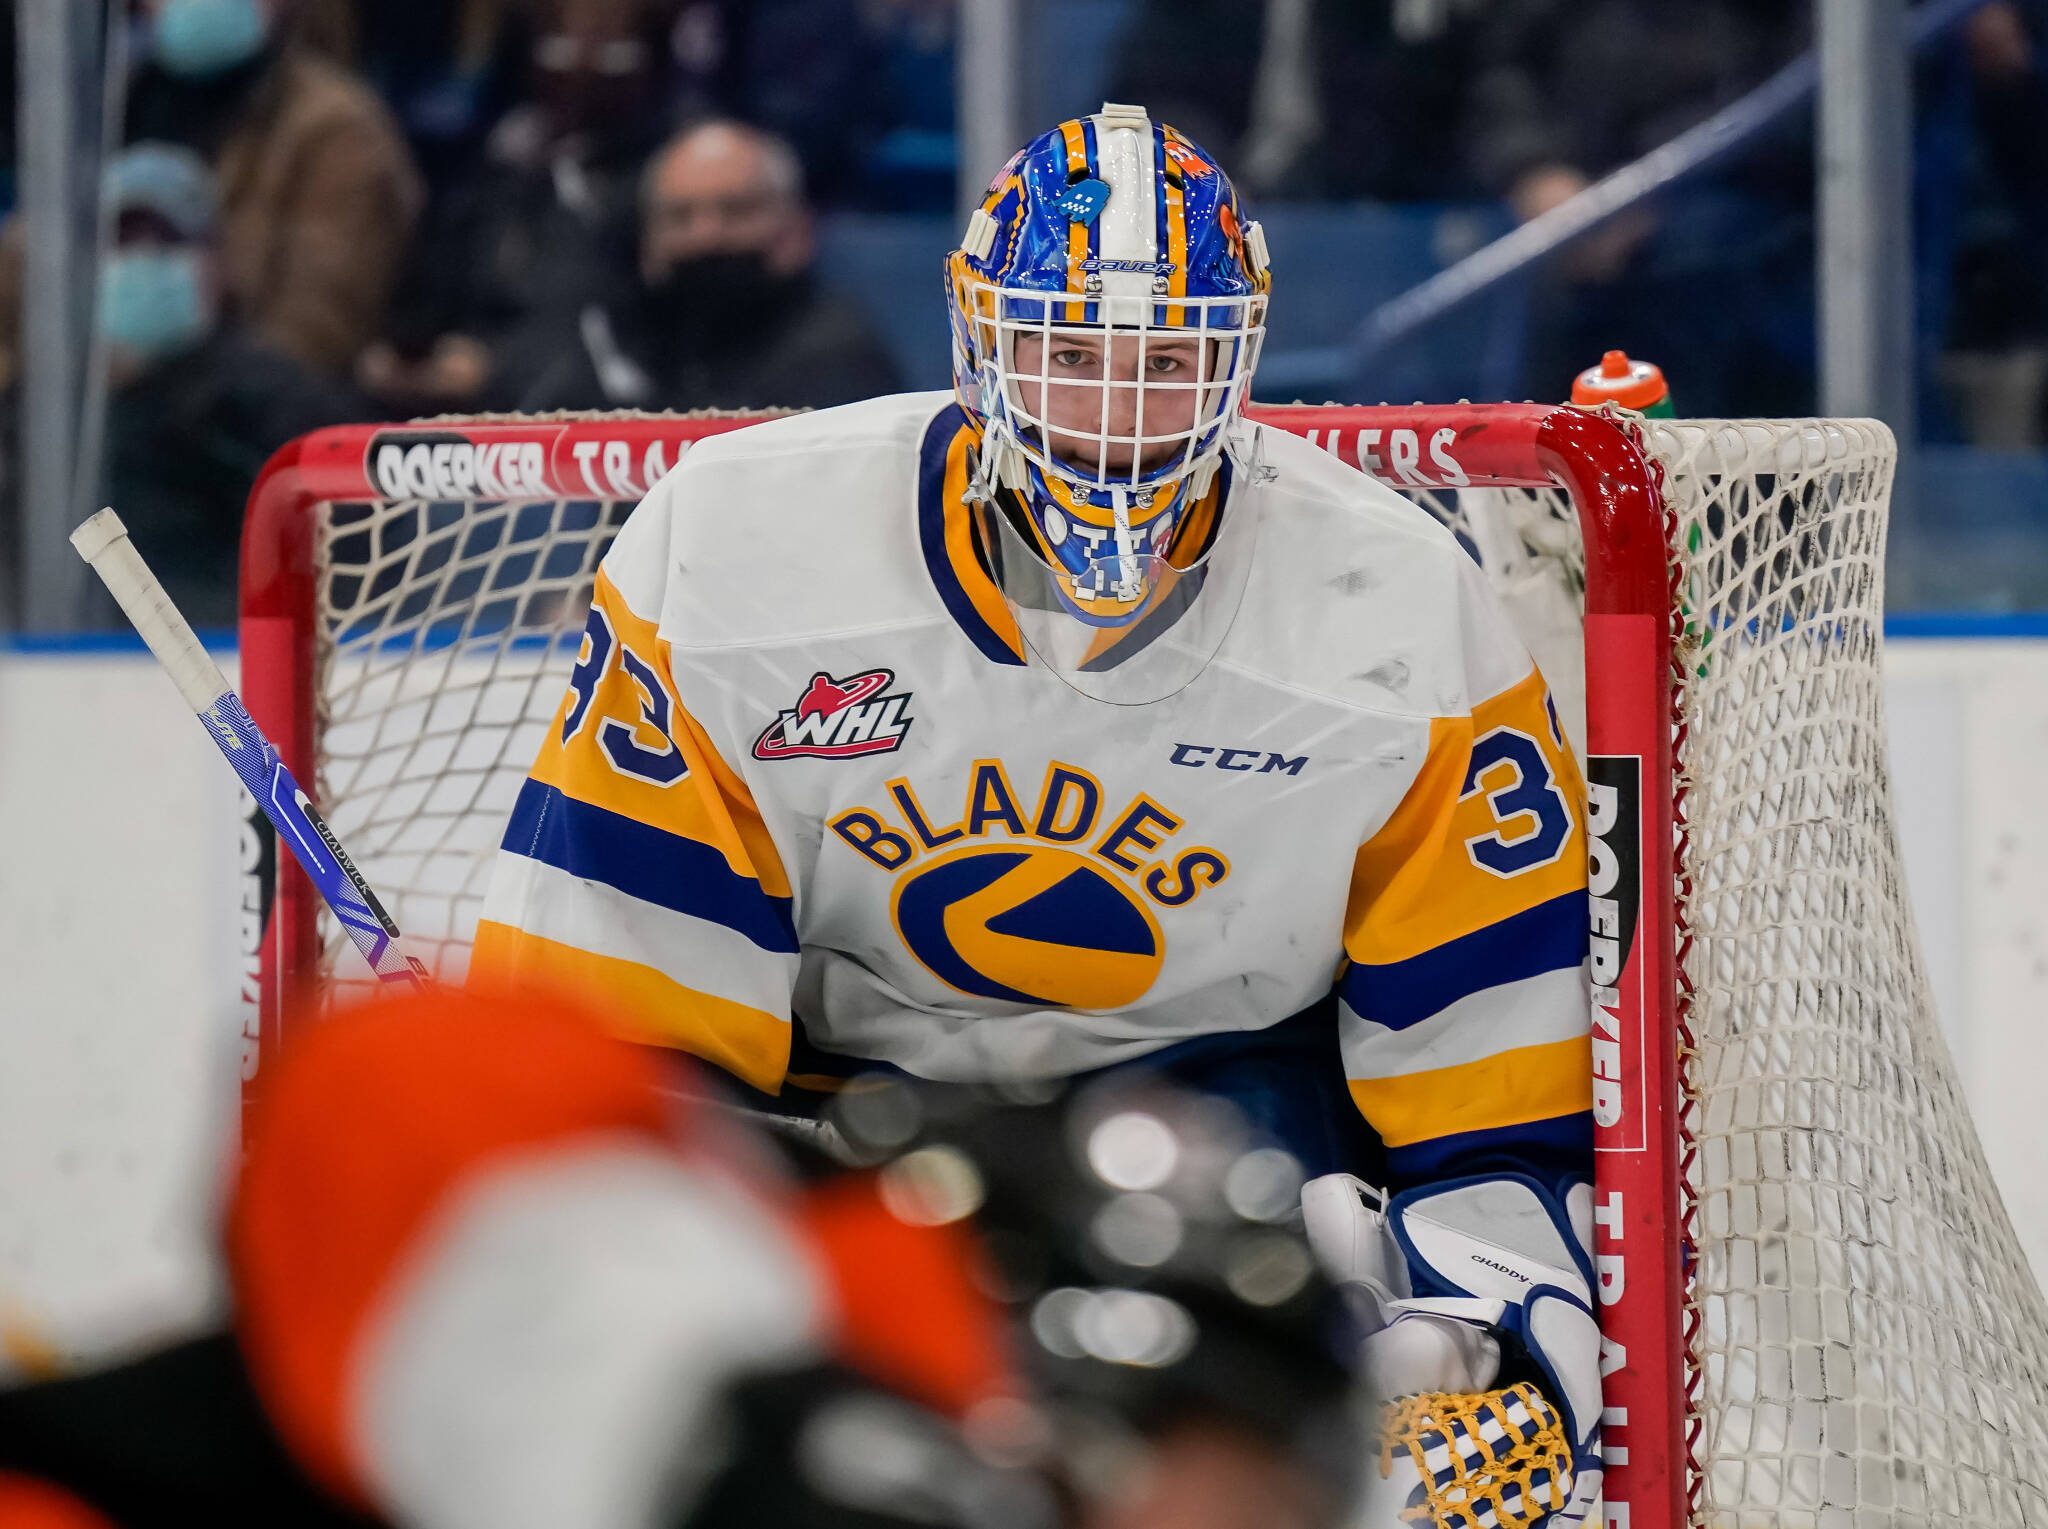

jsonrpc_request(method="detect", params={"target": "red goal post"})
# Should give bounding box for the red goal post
[243,399,2048,1525]
[239,401,1687,1522]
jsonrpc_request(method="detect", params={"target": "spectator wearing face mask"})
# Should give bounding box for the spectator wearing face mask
[89,144,368,628]
[118,0,425,379]
[360,0,683,416]
[512,118,901,413]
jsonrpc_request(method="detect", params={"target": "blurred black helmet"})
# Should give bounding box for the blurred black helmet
[823,1075,1367,1513]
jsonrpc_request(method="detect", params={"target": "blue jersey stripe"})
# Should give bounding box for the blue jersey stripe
[1342,891,1586,1031]
[916,404,1026,667]
[1384,1110,1593,1197]
[501,779,799,955]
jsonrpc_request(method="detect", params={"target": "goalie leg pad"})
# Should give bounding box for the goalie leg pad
[1301,1173,1605,1528]
[1387,1175,1593,1309]
[1299,1173,1408,1309]
[1388,1178,1604,1527]
[1300,1173,1507,1392]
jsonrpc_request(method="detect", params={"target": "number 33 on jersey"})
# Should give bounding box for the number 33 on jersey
[472,397,1593,1192]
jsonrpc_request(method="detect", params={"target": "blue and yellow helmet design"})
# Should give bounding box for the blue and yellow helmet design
[946,103,1271,634]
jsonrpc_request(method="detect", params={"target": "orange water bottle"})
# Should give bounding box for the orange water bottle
[1571,349,1672,416]
[1574,350,1708,667]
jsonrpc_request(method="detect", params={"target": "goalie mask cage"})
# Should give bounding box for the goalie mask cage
[239,404,2048,1529]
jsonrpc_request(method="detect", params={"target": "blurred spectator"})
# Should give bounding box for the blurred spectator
[847,0,956,210]
[1108,0,1832,414]
[299,0,522,189]
[1108,0,1487,201]
[667,0,884,207]
[514,119,901,412]
[361,0,681,416]
[1112,0,1802,205]
[121,0,426,379]
[0,20,16,219]
[89,144,366,628]
[1944,0,2048,446]
[1458,0,1816,413]
[1459,0,1806,212]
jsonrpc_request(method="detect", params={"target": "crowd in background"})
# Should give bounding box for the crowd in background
[1,0,2046,624]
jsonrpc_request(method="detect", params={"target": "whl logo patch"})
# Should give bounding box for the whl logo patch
[753,669,914,761]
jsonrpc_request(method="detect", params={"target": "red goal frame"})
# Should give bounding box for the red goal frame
[240,402,1686,1528]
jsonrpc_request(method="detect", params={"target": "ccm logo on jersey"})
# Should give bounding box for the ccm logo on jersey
[1168,743,1306,774]
[753,669,915,761]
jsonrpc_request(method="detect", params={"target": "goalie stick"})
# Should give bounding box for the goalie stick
[71,508,427,991]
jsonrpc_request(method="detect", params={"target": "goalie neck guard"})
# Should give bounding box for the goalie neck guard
[945,103,1271,704]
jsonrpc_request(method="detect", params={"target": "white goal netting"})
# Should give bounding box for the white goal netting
[295,412,2048,1526]
[1436,419,2048,1527]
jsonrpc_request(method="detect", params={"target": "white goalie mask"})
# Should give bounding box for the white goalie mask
[945,102,1272,703]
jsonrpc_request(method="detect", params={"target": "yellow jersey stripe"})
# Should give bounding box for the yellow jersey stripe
[1345,667,1586,966]
[1060,118,1090,321]
[530,569,793,900]
[471,922,792,1095]
[940,425,1029,659]
[660,649,793,900]
[1346,1036,1593,1148]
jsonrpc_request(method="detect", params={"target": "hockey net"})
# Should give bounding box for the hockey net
[238,404,2048,1528]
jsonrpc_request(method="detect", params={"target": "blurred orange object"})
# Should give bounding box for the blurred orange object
[1571,350,1671,414]
[227,984,682,1505]
[0,1473,119,1529]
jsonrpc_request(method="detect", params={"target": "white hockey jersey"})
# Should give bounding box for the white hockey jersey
[474,392,1591,1187]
